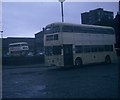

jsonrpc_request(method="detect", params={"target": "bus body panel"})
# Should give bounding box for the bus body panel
[45,55,64,66]
[74,51,117,65]
[62,32,115,45]
[44,22,117,67]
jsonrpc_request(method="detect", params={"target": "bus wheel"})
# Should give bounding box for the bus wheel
[75,58,83,67]
[105,55,111,64]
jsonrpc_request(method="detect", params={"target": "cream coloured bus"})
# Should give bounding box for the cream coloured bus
[44,22,116,67]
[9,42,29,56]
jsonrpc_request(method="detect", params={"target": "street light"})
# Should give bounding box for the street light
[58,0,65,22]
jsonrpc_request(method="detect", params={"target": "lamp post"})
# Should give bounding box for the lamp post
[118,1,120,14]
[58,0,65,22]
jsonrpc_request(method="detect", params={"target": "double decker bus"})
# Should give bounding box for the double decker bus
[9,42,29,56]
[44,22,116,67]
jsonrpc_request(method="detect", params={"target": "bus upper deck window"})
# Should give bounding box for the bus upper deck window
[53,26,60,33]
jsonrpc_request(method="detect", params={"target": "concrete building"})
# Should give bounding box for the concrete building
[35,30,44,54]
[81,8,113,25]
[2,37,35,56]
[113,1,120,56]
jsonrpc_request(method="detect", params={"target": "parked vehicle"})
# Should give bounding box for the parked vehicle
[9,42,29,56]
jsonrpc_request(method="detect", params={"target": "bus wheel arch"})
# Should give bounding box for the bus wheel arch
[105,55,111,64]
[75,57,83,67]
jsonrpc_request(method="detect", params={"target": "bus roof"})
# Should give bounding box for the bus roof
[45,22,114,30]
[9,42,28,46]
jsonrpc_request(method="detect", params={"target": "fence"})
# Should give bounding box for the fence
[2,56,44,66]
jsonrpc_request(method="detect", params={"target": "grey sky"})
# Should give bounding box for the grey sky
[2,2,118,38]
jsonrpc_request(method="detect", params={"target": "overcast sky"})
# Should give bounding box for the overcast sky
[2,2,118,38]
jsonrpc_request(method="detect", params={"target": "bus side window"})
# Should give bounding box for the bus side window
[105,45,113,51]
[54,34,58,40]
[53,26,60,33]
[62,25,73,32]
[75,46,83,53]
[110,45,113,51]
[73,26,81,33]
[83,46,91,53]
[98,45,104,52]
[91,45,98,52]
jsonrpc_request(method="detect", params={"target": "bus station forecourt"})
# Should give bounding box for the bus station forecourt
[2,22,119,98]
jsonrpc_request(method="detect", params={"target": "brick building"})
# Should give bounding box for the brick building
[81,8,113,25]
[35,30,44,54]
[2,37,35,56]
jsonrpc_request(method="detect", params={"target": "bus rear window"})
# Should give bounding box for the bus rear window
[45,46,62,55]
[46,34,58,41]
[45,46,53,56]
[53,26,60,33]
[53,46,62,55]
[46,35,54,41]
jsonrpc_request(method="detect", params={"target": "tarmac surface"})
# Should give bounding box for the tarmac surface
[2,60,119,98]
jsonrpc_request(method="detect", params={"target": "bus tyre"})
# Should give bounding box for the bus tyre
[75,58,83,67]
[105,55,111,64]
